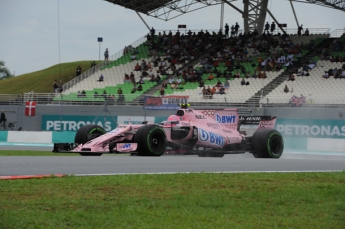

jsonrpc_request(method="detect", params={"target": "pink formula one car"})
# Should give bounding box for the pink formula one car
[53,105,284,158]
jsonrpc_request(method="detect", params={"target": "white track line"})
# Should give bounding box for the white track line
[73,170,344,176]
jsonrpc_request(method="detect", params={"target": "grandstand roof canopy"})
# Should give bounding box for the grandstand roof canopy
[104,0,345,21]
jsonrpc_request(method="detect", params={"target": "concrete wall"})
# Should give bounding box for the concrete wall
[1,104,344,131]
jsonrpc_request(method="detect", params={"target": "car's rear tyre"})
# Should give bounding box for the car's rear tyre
[134,124,167,156]
[251,129,284,158]
[75,124,106,156]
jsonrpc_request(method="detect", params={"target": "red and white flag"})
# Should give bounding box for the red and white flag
[25,101,37,116]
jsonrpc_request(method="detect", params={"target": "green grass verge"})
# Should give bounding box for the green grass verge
[1,172,345,228]
[0,61,101,94]
[0,150,128,156]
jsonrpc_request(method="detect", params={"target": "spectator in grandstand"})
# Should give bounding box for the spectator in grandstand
[170,80,178,89]
[264,22,270,33]
[104,48,109,62]
[123,73,130,82]
[297,69,308,77]
[155,74,161,83]
[199,80,205,88]
[230,25,235,37]
[219,87,225,95]
[270,22,276,33]
[94,91,99,98]
[98,74,104,82]
[340,69,345,78]
[235,22,240,35]
[225,23,229,38]
[308,61,316,70]
[131,82,138,94]
[102,90,107,98]
[322,71,330,79]
[137,76,145,85]
[53,80,59,93]
[287,74,295,81]
[207,73,215,81]
[284,85,289,93]
[131,53,136,61]
[160,87,165,96]
[201,87,207,98]
[123,46,128,55]
[206,86,213,99]
[134,63,141,71]
[216,79,223,87]
[77,91,82,98]
[162,80,168,89]
[304,28,309,36]
[81,90,86,98]
[168,76,174,84]
[259,71,267,79]
[149,27,155,38]
[241,79,250,86]
[149,74,155,82]
[117,88,124,103]
[298,25,303,36]
[176,76,182,87]
[76,65,82,77]
[211,86,217,95]
[90,61,96,73]
[117,88,123,95]
[333,68,340,78]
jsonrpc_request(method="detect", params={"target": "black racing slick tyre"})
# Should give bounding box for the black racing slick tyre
[75,124,106,156]
[251,129,284,158]
[134,124,167,156]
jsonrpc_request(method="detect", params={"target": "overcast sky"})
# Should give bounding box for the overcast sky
[1,0,344,76]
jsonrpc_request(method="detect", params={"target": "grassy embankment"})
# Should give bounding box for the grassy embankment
[0,61,100,94]
[1,172,344,228]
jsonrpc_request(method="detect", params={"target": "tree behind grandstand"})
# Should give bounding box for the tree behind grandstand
[0,61,13,80]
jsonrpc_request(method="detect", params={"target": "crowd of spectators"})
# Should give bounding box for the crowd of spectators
[82,24,342,101]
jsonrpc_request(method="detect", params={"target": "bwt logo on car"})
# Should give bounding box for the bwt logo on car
[121,144,132,149]
[198,128,225,147]
[216,114,236,124]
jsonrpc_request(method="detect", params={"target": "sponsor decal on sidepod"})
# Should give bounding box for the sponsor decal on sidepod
[198,128,225,147]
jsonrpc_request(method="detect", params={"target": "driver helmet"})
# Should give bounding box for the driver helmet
[167,115,181,122]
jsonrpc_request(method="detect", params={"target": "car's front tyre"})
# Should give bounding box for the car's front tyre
[75,124,106,156]
[134,124,167,156]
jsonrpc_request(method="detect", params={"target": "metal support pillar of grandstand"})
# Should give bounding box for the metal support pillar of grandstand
[136,11,150,31]
[243,0,269,34]
[93,98,117,129]
[220,1,224,31]
[289,0,300,28]
[266,9,287,35]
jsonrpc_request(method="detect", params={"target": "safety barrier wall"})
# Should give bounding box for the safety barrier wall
[1,131,344,153]
[1,131,76,144]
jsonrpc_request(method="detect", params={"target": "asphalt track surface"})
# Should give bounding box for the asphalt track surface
[1,150,344,176]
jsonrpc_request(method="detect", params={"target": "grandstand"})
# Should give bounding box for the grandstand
[53,28,344,107]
